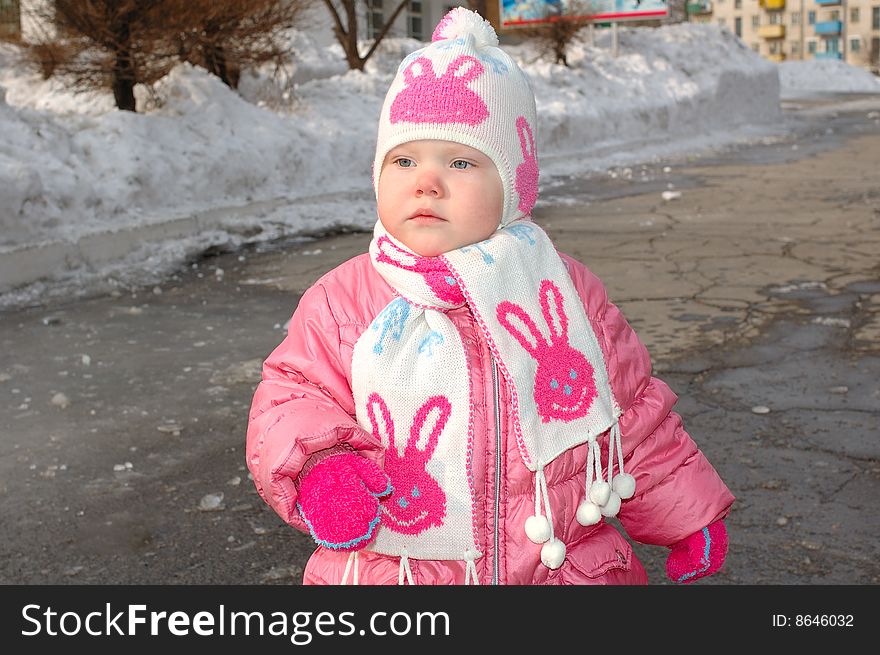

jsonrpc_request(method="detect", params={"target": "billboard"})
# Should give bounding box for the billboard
[500,0,668,26]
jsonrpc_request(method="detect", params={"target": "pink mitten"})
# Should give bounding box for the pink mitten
[666,519,729,584]
[296,453,392,551]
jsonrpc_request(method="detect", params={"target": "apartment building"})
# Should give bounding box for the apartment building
[689,0,880,70]
[0,0,20,40]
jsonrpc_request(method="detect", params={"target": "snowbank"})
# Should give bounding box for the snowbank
[779,59,880,97]
[0,23,781,302]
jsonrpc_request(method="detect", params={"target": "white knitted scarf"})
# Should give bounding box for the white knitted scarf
[351,219,632,580]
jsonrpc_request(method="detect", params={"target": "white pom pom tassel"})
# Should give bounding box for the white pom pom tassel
[612,473,636,500]
[589,481,611,506]
[576,499,601,526]
[525,515,551,544]
[541,539,566,569]
[431,7,499,47]
[599,492,622,517]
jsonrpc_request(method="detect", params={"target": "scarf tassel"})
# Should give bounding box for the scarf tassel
[524,465,566,569]
[341,550,360,585]
[398,548,415,585]
[463,549,480,585]
[577,421,636,526]
[396,548,480,585]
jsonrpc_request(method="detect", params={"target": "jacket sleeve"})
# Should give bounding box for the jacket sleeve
[563,254,735,547]
[246,281,383,533]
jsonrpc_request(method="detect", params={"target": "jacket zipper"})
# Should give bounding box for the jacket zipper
[491,355,501,585]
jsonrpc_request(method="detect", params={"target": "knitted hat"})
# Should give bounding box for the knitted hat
[373,8,539,227]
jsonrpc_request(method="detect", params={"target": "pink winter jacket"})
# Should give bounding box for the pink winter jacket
[246,251,735,585]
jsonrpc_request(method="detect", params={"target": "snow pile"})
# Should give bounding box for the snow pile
[779,59,880,97]
[527,24,780,171]
[0,22,782,303]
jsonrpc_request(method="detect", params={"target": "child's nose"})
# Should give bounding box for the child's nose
[415,170,443,197]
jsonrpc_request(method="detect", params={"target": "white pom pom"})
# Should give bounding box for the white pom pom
[540,539,566,569]
[524,515,551,544]
[599,492,622,517]
[612,473,636,500]
[589,481,611,506]
[576,500,601,526]
[431,7,499,48]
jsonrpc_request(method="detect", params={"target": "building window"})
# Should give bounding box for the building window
[791,12,800,26]
[769,12,781,24]
[752,14,760,28]
[735,0,742,7]
[408,1,423,40]
[0,0,20,41]
[808,11,816,25]
[808,40,817,54]
[769,41,780,55]
[791,40,800,55]
[830,10,839,21]
[874,7,880,30]
[367,0,384,40]
[752,43,760,52]
[718,17,726,27]
[735,16,742,36]
[827,38,839,53]
[850,38,861,52]
[850,7,859,23]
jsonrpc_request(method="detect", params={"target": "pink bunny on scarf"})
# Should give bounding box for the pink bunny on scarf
[496,279,597,423]
[390,55,488,126]
[375,236,465,305]
[366,392,449,536]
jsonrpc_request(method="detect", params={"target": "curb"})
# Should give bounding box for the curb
[0,197,293,295]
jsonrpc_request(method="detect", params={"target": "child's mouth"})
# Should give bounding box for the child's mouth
[410,214,445,224]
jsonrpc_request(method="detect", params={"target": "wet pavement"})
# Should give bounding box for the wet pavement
[1,94,878,584]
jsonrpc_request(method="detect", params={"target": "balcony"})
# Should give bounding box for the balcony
[814,0,840,5]
[759,0,785,9]
[814,51,843,59]
[758,24,786,39]
[767,53,786,62]
[814,20,842,35]
[686,1,713,14]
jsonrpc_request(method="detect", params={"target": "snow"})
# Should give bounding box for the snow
[0,22,877,308]
[779,59,880,97]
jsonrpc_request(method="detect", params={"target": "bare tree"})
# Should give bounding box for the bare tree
[322,0,411,71]
[21,0,173,111]
[164,0,308,89]
[516,1,594,67]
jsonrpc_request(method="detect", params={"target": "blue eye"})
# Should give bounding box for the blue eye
[550,379,559,390]
[569,369,577,380]
[451,160,471,169]
[398,497,409,508]
[411,486,421,498]
[396,158,414,168]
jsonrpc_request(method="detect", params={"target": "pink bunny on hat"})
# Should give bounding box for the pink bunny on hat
[373,6,540,228]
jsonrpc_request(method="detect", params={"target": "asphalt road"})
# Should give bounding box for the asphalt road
[1,94,878,585]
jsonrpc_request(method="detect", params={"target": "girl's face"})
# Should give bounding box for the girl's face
[377,140,504,258]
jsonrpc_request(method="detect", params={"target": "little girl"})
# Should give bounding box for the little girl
[246,8,734,585]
